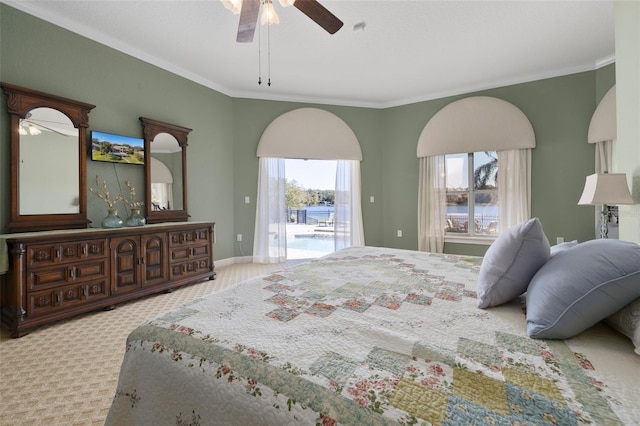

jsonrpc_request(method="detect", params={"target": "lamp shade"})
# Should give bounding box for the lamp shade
[220,0,242,14]
[578,173,634,205]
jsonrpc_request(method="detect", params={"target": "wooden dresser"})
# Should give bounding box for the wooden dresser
[0,222,215,337]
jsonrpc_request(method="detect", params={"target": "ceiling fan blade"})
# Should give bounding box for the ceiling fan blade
[237,0,260,43]
[293,0,343,35]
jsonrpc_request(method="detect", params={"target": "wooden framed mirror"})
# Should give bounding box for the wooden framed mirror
[139,117,191,224]
[2,83,95,232]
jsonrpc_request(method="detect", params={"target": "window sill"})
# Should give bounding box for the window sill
[445,235,497,245]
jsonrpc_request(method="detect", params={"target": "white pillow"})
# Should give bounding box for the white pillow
[477,218,550,309]
[605,297,640,356]
[550,240,578,257]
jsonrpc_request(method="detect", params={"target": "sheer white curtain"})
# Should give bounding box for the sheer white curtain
[417,155,446,253]
[335,160,365,250]
[497,149,531,231]
[253,157,287,264]
[595,140,613,173]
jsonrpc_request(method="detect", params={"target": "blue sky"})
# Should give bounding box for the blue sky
[285,159,336,190]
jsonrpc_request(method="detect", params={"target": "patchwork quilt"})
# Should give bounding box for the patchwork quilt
[106,246,639,425]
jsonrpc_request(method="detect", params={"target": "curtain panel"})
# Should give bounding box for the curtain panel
[335,160,365,250]
[497,149,532,232]
[417,156,446,253]
[253,157,287,264]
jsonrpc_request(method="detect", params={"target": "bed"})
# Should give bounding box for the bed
[105,245,639,425]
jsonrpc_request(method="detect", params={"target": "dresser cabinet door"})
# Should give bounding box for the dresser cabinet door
[111,232,169,294]
[111,236,142,294]
[141,232,169,287]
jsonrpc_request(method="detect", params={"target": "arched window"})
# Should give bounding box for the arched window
[417,96,536,252]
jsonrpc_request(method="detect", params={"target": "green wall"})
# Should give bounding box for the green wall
[0,5,236,259]
[0,4,615,260]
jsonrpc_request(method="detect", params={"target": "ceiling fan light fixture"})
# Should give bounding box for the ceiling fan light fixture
[28,124,42,135]
[221,0,242,14]
[278,0,295,7]
[18,125,27,136]
[261,0,279,25]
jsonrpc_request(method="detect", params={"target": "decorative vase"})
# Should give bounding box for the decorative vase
[125,208,146,227]
[102,209,124,229]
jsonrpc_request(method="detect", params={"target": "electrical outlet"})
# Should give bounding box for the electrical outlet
[244,196,250,204]
[556,237,564,244]
[237,234,243,242]
[397,230,402,237]
[370,196,375,203]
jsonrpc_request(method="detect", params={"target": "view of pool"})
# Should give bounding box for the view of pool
[287,236,334,253]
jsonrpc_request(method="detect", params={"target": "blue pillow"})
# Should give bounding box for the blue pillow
[477,218,550,308]
[527,239,640,339]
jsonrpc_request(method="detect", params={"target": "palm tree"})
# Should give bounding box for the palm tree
[474,151,498,189]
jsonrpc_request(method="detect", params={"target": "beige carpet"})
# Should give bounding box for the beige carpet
[0,260,305,426]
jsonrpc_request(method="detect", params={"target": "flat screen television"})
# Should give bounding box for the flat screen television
[90,130,144,165]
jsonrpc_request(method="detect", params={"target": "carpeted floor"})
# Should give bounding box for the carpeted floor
[0,260,304,426]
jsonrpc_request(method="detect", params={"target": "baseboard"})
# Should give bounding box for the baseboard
[214,256,253,268]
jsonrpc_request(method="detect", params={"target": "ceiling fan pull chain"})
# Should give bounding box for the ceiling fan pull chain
[267,21,272,87]
[258,18,262,85]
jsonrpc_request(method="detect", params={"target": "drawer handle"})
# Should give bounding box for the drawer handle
[82,287,86,297]
[55,248,61,259]
[56,294,60,303]
[69,267,75,279]
[82,246,87,256]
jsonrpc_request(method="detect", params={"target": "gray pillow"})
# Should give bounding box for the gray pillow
[527,239,640,339]
[477,218,550,309]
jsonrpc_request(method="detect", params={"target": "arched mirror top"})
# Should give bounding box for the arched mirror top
[2,83,94,129]
[139,117,191,224]
[2,83,95,232]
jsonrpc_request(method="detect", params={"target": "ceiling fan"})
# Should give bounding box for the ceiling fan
[232,0,344,43]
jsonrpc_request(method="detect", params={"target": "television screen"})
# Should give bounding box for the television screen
[90,130,144,165]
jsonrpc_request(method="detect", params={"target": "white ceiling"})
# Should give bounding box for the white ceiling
[3,0,615,109]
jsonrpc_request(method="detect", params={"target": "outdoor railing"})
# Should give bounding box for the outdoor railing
[445,213,499,235]
[288,208,333,225]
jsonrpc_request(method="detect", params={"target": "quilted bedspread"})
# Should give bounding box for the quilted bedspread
[106,246,639,425]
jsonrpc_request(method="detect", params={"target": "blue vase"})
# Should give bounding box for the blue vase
[102,209,124,229]
[125,209,146,227]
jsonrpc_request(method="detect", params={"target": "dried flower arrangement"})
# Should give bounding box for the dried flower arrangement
[89,175,123,209]
[123,180,144,210]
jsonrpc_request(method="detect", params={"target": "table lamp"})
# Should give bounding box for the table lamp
[578,172,634,238]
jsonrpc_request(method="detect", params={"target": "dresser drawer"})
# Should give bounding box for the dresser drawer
[27,278,109,317]
[168,228,211,247]
[28,259,108,291]
[169,258,211,281]
[27,239,107,268]
[170,243,210,263]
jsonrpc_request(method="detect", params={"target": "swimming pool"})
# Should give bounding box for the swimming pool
[287,236,335,252]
